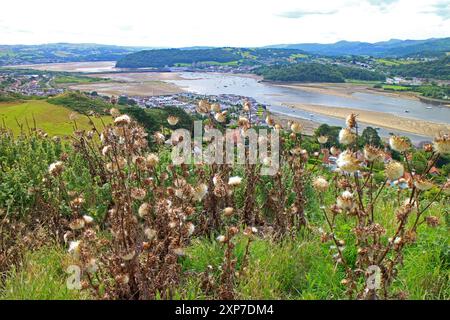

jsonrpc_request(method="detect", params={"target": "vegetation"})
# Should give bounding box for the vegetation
[0,98,448,300]
[47,92,112,115]
[116,48,307,68]
[0,43,145,66]
[0,100,110,136]
[388,57,450,80]
[255,63,384,83]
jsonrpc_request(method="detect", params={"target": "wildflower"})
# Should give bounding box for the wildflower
[228,226,239,236]
[48,161,64,176]
[144,228,157,241]
[109,108,120,117]
[186,222,195,236]
[290,122,302,134]
[444,180,450,195]
[114,114,131,126]
[265,115,275,126]
[423,143,433,152]
[425,216,440,227]
[153,131,165,144]
[337,191,354,211]
[214,111,227,123]
[197,100,211,114]
[69,218,85,230]
[243,100,251,112]
[68,240,81,255]
[101,145,112,156]
[317,136,328,144]
[211,103,221,113]
[385,161,404,181]
[338,128,356,145]
[70,197,85,208]
[216,235,226,243]
[389,135,410,152]
[223,207,234,217]
[173,248,185,256]
[433,134,450,154]
[83,215,94,224]
[346,113,357,128]
[330,146,339,156]
[131,188,146,200]
[194,183,208,202]
[364,145,382,162]
[115,274,129,285]
[238,117,249,128]
[228,176,242,186]
[138,202,150,217]
[121,251,135,261]
[146,153,159,167]
[106,157,127,172]
[243,227,256,236]
[167,116,179,126]
[313,176,329,192]
[85,258,98,273]
[336,150,360,172]
[414,177,434,191]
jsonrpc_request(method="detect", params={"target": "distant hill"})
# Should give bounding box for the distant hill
[0,43,157,66]
[116,47,309,68]
[265,38,450,57]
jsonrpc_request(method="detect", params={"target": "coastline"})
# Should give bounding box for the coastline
[283,103,450,138]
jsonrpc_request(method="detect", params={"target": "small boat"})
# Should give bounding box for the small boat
[404,110,410,113]
[426,106,432,109]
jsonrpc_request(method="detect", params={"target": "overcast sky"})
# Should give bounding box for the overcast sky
[0,0,449,47]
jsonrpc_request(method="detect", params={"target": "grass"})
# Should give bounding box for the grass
[0,246,90,300]
[53,75,108,84]
[382,84,410,91]
[0,100,110,136]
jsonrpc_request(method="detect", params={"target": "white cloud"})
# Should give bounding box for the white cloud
[0,0,448,46]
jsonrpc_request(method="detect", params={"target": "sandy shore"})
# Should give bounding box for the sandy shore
[273,82,420,101]
[271,113,318,136]
[284,103,450,138]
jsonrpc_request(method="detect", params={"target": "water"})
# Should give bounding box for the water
[168,72,450,142]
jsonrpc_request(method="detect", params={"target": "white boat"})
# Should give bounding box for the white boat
[426,106,432,109]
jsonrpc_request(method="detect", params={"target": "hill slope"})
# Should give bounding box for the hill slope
[0,43,156,66]
[265,38,450,57]
[0,100,110,136]
[116,48,308,68]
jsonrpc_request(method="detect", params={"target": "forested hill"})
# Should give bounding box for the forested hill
[0,43,154,66]
[265,37,450,58]
[389,56,450,80]
[255,63,385,82]
[115,48,308,68]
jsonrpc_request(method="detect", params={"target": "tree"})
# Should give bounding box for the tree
[315,124,342,148]
[361,127,382,147]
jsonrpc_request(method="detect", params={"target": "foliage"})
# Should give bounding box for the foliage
[47,92,111,115]
[255,63,384,82]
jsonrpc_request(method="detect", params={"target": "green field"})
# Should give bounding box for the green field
[0,100,110,136]
[53,75,108,84]
[382,84,410,91]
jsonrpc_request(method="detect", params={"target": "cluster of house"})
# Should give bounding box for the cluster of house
[385,77,424,86]
[116,92,266,124]
[0,72,63,96]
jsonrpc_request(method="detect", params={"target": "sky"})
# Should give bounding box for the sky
[0,0,449,47]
